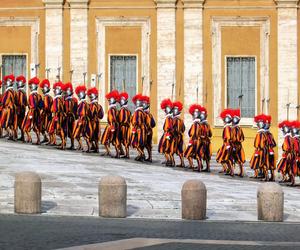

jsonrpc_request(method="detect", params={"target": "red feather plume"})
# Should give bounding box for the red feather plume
[141,95,150,104]
[119,92,129,101]
[220,109,233,119]
[75,85,87,95]
[87,87,98,96]
[132,93,143,104]
[16,75,26,83]
[39,79,50,88]
[4,74,15,82]
[160,98,173,110]
[189,104,201,115]
[106,90,120,100]
[28,77,40,85]
[173,101,183,111]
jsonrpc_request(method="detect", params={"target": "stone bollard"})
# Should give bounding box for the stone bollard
[14,171,41,214]
[99,175,127,218]
[181,179,207,220]
[257,182,284,222]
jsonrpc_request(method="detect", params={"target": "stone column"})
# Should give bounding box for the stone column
[43,0,64,83]
[68,0,89,85]
[182,0,205,130]
[276,0,298,147]
[155,0,177,139]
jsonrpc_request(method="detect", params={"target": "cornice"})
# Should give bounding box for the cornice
[181,0,205,8]
[154,0,178,8]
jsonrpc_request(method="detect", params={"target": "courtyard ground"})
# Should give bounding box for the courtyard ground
[0,139,299,221]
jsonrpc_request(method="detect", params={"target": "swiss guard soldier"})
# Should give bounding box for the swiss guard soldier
[158,98,174,166]
[249,114,268,180]
[131,93,146,161]
[1,74,16,140]
[230,109,245,177]
[184,104,202,170]
[199,106,212,172]
[264,115,276,181]
[39,79,52,144]
[171,101,185,167]
[216,109,234,176]
[87,87,104,152]
[63,82,77,150]
[73,85,92,152]
[0,80,3,138]
[22,77,43,144]
[142,95,156,162]
[15,75,28,141]
[48,81,65,149]
[101,90,120,157]
[277,120,295,185]
[291,121,300,182]
[118,92,131,158]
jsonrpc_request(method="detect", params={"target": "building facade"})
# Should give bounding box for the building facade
[0,0,298,158]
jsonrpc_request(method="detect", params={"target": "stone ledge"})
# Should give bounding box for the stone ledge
[154,0,178,8]
[182,0,205,8]
[274,0,299,8]
[43,0,64,8]
[67,0,89,8]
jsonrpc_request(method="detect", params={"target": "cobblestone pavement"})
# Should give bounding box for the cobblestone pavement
[0,215,299,250]
[0,139,300,221]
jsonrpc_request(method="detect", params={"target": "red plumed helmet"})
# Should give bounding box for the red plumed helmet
[233,109,241,118]
[106,90,120,100]
[132,93,143,104]
[64,82,73,92]
[53,81,64,90]
[75,85,87,95]
[40,79,50,88]
[87,87,98,96]
[160,98,173,110]
[200,106,207,115]
[293,121,300,129]
[265,115,272,124]
[16,75,26,83]
[173,101,183,111]
[0,80,2,87]
[254,114,268,123]
[28,77,40,85]
[119,92,129,101]
[141,95,150,104]
[189,104,201,115]
[278,120,291,129]
[4,74,15,82]
[220,109,233,120]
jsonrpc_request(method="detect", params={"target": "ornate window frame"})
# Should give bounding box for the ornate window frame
[211,16,270,126]
[95,17,151,113]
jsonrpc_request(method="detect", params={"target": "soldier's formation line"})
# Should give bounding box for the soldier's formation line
[0,74,299,186]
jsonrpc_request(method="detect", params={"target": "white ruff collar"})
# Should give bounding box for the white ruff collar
[78,99,86,104]
[54,94,62,100]
[5,86,14,91]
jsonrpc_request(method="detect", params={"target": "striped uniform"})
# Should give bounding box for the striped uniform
[22,92,42,133]
[277,134,295,175]
[172,115,185,156]
[158,115,173,154]
[73,100,92,141]
[40,94,53,134]
[265,130,277,170]
[199,121,212,162]
[89,101,104,145]
[292,135,300,176]
[249,129,268,170]
[1,88,16,129]
[184,119,201,159]
[118,106,132,148]
[48,95,65,135]
[16,89,28,132]
[216,125,232,163]
[101,105,119,146]
[64,96,78,139]
[130,107,146,149]
[231,125,245,165]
